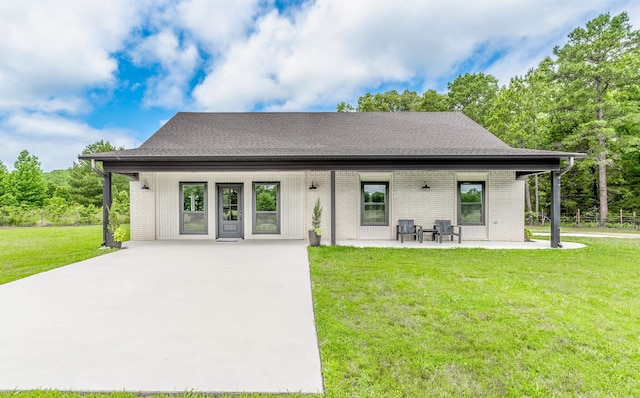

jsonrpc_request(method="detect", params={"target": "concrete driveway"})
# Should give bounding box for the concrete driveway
[0,240,323,394]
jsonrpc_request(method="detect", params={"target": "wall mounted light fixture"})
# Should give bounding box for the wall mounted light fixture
[421,182,431,189]
[141,182,150,190]
[309,182,317,190]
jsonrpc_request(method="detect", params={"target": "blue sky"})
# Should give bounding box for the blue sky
[1,0,639,171]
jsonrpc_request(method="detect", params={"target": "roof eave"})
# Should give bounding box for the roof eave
[80,152,586,162]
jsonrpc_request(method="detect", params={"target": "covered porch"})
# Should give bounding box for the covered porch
[335,238,585,250]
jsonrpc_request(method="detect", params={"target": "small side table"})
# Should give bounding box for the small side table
[421,228,437,242]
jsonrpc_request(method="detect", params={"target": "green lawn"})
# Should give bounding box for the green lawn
[0,225,119,285]
[310,238,640,397]
[1,230,639,397]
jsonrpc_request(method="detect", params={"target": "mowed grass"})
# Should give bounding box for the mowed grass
[310,238,640,397]
[0,225,118,285]
[1,232,639,397]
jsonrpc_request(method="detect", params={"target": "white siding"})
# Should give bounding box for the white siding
[328,170,524,242]
[153,172,305,240]
[487,171,524,241]
[131,169,524,242]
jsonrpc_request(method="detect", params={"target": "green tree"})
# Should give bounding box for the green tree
[356,89,423,112]
[447,72,499,125]
[5,150,47,207]
[338,89,449,112]
[68,140,129,206]
[47,197,68,222]
[111,190,130,217]
[485,60,556,217]
[415,89,449,111]
[553,12,640,225]
[0,160,7,202]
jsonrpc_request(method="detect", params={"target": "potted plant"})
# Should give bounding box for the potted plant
[106,207,124,249]
[112,227,127,248]
[309,198,323,247]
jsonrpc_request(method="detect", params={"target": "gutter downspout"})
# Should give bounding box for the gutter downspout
[559,156,575,177]
[91,159,104,177]
[551,157,575,249]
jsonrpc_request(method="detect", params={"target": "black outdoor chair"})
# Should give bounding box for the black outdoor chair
[434,219,461,243]
[396,219,423,243]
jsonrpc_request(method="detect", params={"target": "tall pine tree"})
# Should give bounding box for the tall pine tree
[553,12,640,226]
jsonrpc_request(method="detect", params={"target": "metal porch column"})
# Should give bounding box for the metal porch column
[331,170,336,246]
[102,172,112,247]
[550,170,561,248]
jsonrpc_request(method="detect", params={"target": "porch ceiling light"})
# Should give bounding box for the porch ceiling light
[421,182,431,189]
[309,181,317,190]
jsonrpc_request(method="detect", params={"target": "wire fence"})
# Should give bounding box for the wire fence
[526,209,639,229]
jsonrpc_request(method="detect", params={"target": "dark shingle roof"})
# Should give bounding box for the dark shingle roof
[82,112,583,160]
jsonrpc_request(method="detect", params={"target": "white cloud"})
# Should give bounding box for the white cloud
[192,0,638,110]
[176,0,264,51]
[0,113,138,171]
[0,0,147,112]
[1,0,639,171]
[0,0,147,170]
[130,29,200,108]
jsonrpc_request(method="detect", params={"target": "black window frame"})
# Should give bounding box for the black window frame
[180,182,208,235]
[252,182,281,234]
[457,181,485,226]
[361,182,390,226]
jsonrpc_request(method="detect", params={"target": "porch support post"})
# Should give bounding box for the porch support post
[550,170,561,248]
[102,172,112,247]
[331,170,336,246]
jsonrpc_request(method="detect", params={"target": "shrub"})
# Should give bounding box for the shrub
[76,204,99,224]
[524,227,533,242]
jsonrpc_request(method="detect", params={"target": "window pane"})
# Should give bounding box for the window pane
[459,182,484,224]
[253,183,280,234]
[183,184,205,211]
[181,183,206,234]
[364,204,386,223]
[362,183,388,225]
[255,212,278,232]
[223,205,238,220]
[183,212,205,231]
[363,184,386,203]
[461,203,482,223]
[255,184,277,211]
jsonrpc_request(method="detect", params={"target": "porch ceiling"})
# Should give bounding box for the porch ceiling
[100,156,564,174]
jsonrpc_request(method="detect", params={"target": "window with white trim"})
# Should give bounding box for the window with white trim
[361,182,389,226]
[253,182,280,234]
[458,182,485,225]
[180,182,207,234]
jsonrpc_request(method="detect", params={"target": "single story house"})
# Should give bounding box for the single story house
[81,112,585,248]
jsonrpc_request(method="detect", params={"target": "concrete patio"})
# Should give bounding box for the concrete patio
[336,239,585,249]
[0,240,323,394]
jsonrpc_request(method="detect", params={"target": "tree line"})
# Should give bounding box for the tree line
[338,12,640,227]
[0,141,129,226]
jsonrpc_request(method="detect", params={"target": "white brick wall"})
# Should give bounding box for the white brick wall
[130,170,524,242]
[334,171,359,240]
[487,171,524,241]
[305,171,332,240]
[322,170,524,242]
[130,172,156,240]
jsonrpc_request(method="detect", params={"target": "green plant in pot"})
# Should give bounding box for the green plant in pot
[113,227,127,245]
[107,207,124,249]
[309,198,322,247]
